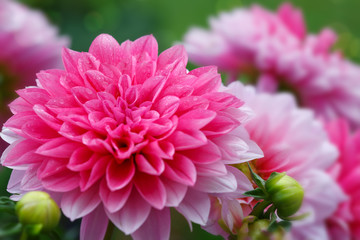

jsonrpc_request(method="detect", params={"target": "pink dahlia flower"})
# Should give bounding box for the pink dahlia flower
[1,34,263,240]
[0,0,68,150]
[183,3,360,128]
[204,81,345,239]
[326,119,360,240]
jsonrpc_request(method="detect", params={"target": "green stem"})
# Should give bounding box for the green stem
[250,200,272,218]
[20,230,27,240]
[104,221,115,240]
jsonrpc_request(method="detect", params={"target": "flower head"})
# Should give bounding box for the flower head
[204,81,345,239]
[325,119,360,240]
[1,34,262,240]
[183,3,360,128]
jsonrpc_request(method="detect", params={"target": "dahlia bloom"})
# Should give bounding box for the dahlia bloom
[183,3,360,128]
[204,81,345,239]
[326,119,360,240]
[0,0,68,150]
[1,34,263,240]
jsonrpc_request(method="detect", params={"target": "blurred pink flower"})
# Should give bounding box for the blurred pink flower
[183,3,303,82]
[0,34,263,240]
[183,3,360,128]
[326,119,360,240]
[0,0,69,150]
[204,81,345,239]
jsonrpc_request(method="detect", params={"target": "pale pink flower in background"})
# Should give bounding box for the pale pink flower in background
[203,81,346,239]
[326,119,360,240]
[183,3,303,82]
[0,0,69,151]
[0,34,263,240]
[183,3,360,128]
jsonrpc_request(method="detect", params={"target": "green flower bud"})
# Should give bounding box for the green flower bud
[15,191,60,232]
[238,217,284,240]
[265,173,304,219]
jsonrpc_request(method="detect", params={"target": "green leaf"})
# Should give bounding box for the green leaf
[243,188,266,199]
[0,197,16,215]
[0,223,22,237]
[247,163,265,190]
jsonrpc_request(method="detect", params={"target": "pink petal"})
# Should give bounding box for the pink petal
[135,153,165,175]
[106,190,151,234]
[79,155,110,191]
[61,185,101,221]
[162,178,187,207]
[2,139,41,166]
[194,170,237,193]
[16,88,50,105]
[8,98,32,114]
[134,60,156,85]
[7,170,25,194]
[195,161,227,176]
[157,45,188,76]
[163,154,196,186]
[135,172,166,210]
[85,70,113,92]
[100,180,132,213]
[41,169,80,192]
[77,53,100,80]
[176,189,210,225]
[203,92,243,110]
[71,86,97,105]
[20,165,43,191]
[277,3,306,39]
[33,104,62,131]
[36,137,82,158]
[89,34,121,65]
[131,35,158,61]
[62,48,83,77]
[132,208,171,240]
[80,205,108,240]
[168,130,207,150]
[106,159,135,191]
[152,96,180,118]
[181,140,221,164]
[21,119,59,141]
[37,70,68,96]
[191,68,221,96]
[177,109,216,131]
[142,141,175,160]
[159,84,194,99]
[67,148,97,171]
[177,96,209,115]
[137,76,167,103]
[5,112,39,133]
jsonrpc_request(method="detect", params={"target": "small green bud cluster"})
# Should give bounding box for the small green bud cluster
[236,163,306,239]
[237,216,284,240]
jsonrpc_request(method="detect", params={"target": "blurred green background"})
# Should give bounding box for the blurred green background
[19,0,360,61]
[1,0,359,239]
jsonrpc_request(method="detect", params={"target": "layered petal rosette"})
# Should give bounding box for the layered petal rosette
[0,34,263,240]
[326,119,360,240]
[183,3,360,128]
[204,81,345,240]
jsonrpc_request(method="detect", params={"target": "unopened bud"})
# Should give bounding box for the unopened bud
[265,173,304,219]
[15,191,60,232]
[238,217,284,240]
